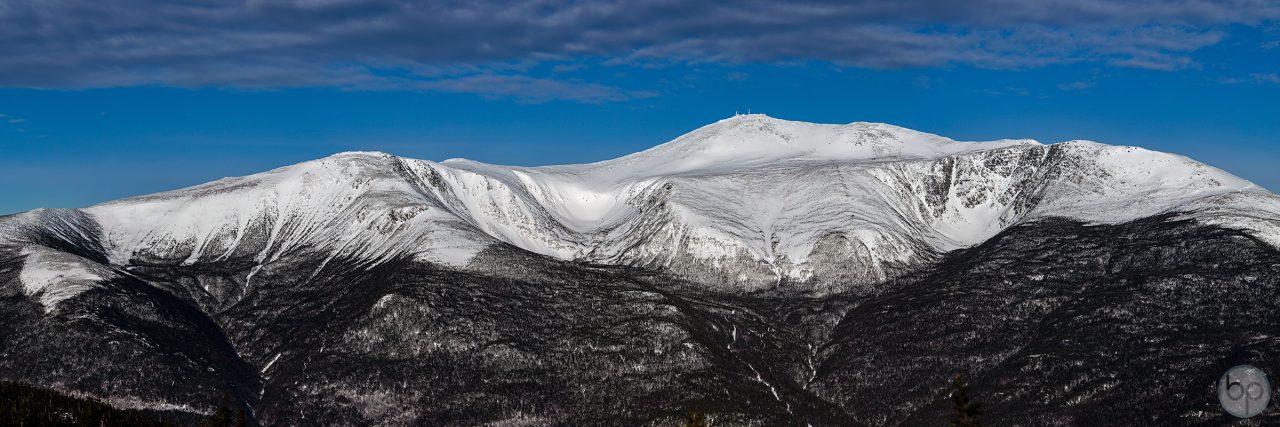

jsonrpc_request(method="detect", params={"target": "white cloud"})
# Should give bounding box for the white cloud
[0,0,1275,99]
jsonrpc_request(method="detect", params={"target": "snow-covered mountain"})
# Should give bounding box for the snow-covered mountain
[60,114,1279,297]
[4,114,1280,426]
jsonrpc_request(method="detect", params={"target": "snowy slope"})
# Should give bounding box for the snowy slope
[22,114,1270,295]
[436,115,1278,288]
[86,153,495,270]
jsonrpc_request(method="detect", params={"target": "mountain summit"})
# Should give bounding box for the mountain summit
[569,114,1038,175]
[2,116,1279,425]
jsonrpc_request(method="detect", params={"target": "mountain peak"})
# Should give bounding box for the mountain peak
[581,116,1032,177]
[327,150,395,159]
[714,113,927,133]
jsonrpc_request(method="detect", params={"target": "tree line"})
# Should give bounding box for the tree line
[680,373,983,426]
[0,382,247,427]
[4,373,983,426]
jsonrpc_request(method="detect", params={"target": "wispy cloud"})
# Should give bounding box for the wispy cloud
[1058,80,1097,91]
[0,113,28,124]
[416,74,642,103]
[0,0,1277,100]
[914,75,931,89]
[1222,72,1280,84]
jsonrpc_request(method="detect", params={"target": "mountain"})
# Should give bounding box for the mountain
[76,115,1280,291]
[2,114,1278,426]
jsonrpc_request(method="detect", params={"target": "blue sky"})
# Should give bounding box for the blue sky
[1,0,1278,214]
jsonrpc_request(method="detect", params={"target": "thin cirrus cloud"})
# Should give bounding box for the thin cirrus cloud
[1222,72,1280,84]
[1,0,1277,102]
[416,74,654,104]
